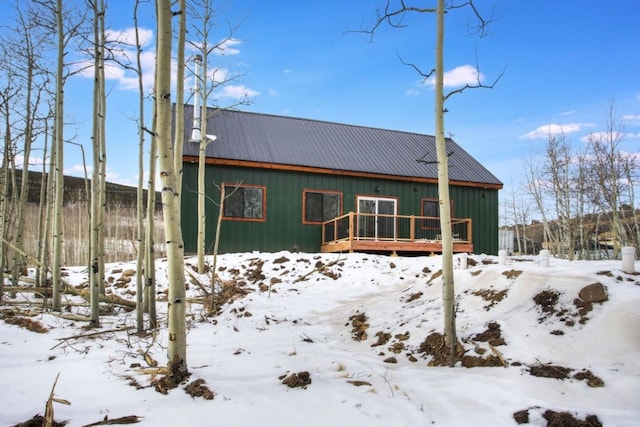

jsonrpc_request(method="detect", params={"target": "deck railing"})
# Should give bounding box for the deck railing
[321,212,472,246]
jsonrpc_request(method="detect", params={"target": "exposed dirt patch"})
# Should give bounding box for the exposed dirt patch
[460,354,504,368]
[542,410,602,426]
[533,284,606,327]
[417,332,465,366]
[405,291,423,303]
[280,371,311,388]
[528,363,604,387]
[347,380,372,387]
[1,310,48,333]
[184,379,215,400]
[471,321,506,346]
[428,269,443,283]
[11,414,68,427]
[472,289,509,310]
[502,269,523,279]
[573,369,605,387]
[514,408,602,426]
[246,259,266,283]
[529,363,572,379]
[348,312,369,341]
[371,331,391,347]
[273,256,290,264]
[214,279,252,312]
[151,358,191,394]
[533,289,560,316]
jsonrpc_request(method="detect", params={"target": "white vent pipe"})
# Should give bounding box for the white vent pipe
[190,54,203,142]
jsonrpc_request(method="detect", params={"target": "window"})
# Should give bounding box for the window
[223,184,266,221]
[422,199,439,217]
[357,196,397,239]
[303,190,342,223]
[421,198,454,217]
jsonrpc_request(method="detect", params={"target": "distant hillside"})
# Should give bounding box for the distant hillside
[6,169,161,209]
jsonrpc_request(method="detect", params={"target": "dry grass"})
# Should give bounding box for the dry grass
[16,202,166,266]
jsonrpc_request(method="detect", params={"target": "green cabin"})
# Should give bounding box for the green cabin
[180,107,503,255]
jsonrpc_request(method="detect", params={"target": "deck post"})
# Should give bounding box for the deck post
[348,212,354,252]
[410,215,415,242]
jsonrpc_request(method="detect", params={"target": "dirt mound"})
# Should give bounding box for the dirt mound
[528,363,605,387]
[280,371,311,388]
[348,312,369,341]
[184,379,215,400]
[471,321,505,346]
[417,332,465,366]
[513,407,602,426]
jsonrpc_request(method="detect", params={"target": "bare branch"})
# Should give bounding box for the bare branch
[398,53,435,83]
[351,0,437,42]
[444,60,506,102]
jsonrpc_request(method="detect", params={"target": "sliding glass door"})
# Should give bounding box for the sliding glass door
[357,196,397,240]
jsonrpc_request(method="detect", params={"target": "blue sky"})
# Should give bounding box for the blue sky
[5,1,640,197]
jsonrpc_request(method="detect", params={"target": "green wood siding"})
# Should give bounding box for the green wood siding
[181,163,499,255]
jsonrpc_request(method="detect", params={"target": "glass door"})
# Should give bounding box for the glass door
[357,197,397,240]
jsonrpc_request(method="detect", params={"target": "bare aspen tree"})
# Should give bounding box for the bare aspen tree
[35,115,51,290]
[543,132,576,258]
[156,0,188,381]
[364,0,500,366]
[587,104,629,258]
[194,53,208,274]
[621,153,639,253]
[51,0,66,312]
[186,0,248,274]
[145,111,158,329]
[47,0,88,310]
[0,81,18,301]
[133,0,147,333]
[0,51,20,301]
[88,0,107,326]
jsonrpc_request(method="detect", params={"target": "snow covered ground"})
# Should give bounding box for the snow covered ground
[1,252,639,426]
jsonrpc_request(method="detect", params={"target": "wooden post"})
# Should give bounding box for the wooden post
[410,215,415,242]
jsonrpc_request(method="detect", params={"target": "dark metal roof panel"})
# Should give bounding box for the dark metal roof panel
[181,106,502,186]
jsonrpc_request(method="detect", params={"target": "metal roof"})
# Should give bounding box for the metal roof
[181,106,502,186]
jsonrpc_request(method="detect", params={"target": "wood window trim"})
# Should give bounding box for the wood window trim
[355,194,399,214]
[302,189,343,225]
[420,197,455,217]
[222,182,267,222]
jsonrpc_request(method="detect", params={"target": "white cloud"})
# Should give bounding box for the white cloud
[579,130,640,143]
[217,84,260,100]
[520,123,593,140]
[405,89,420,96]
[622,114,640,123]
[106,28,154,47]
[425,64,483,89]
[217,38,242,56]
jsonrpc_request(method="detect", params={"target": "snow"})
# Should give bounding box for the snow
[1,252,639,426]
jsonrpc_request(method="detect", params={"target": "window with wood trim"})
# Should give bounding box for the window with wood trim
[223,184,266,221]
[421,198,454,217]
[303,190,342,224]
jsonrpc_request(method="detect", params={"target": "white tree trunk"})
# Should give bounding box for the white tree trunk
[51,0,65,312]
[133,0,146,333]
[435,0,457,366]
[156,0,188,379]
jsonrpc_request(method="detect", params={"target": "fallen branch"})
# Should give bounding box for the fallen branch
[44,373,71,427]
[488,343,507,367]
[294,257,341,283]
[16,276,137,308]
[82,415,143,426]
[51,327,135,350]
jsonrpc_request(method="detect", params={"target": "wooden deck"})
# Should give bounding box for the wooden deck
[321,212,473,254]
